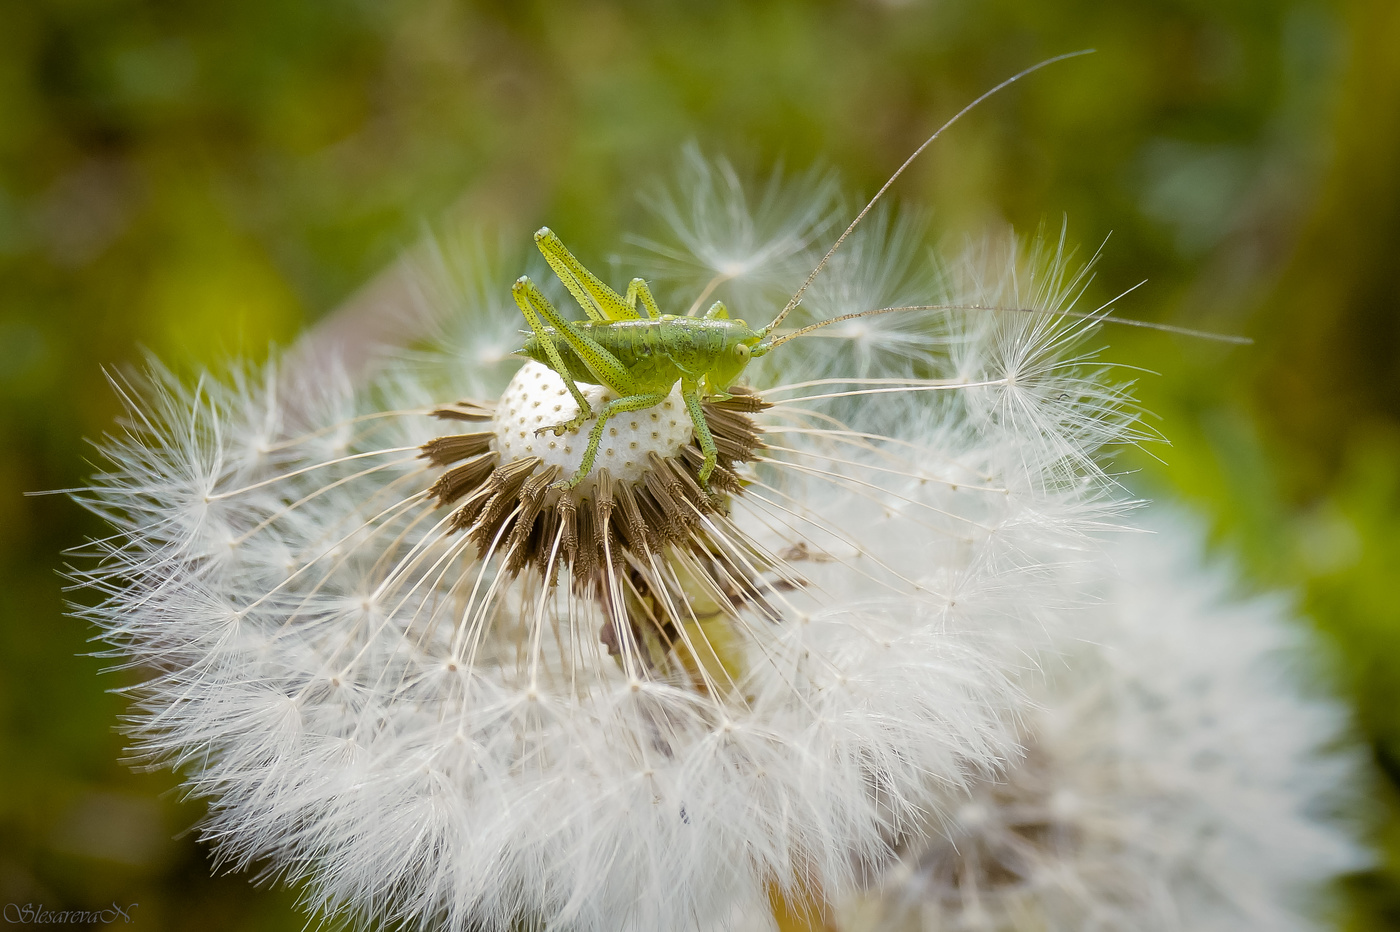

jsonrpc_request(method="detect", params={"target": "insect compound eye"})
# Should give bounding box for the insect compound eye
[734,343,751,360]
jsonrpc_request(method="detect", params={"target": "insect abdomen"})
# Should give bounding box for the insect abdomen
[582,319,738,366]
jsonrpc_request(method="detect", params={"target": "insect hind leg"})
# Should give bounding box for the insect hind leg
[535,227,639,322]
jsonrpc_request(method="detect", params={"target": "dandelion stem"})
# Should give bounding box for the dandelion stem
[768,880,834,932]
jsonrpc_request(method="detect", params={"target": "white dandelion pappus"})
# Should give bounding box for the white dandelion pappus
[71,226,1132,932]
[840,513,1366,932]
[71,60,1145,932]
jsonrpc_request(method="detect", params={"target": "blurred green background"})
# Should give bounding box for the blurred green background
[2,0,1398,928]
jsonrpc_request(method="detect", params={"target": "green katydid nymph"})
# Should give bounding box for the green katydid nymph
[509,49,1244,494]
[511,52,1094,493]
[512,227,784,492]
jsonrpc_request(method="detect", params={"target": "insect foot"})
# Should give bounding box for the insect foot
[532,408,591,439]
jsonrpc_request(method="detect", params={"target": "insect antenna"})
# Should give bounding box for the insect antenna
[761,49,1097,337]
[759,300,1252,351]
[761,303,1254,349]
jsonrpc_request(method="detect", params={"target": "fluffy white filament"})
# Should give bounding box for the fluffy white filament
[75,162,1163,932]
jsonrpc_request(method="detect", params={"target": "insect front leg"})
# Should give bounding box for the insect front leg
[512,276,597,435]
[680,378,721,490]
[563,391,672,490]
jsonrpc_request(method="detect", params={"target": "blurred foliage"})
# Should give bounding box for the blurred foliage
[1,0,1396,928]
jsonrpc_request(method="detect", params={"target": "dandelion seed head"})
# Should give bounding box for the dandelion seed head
[843,516,1366,932]
[71,155,1151,932]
